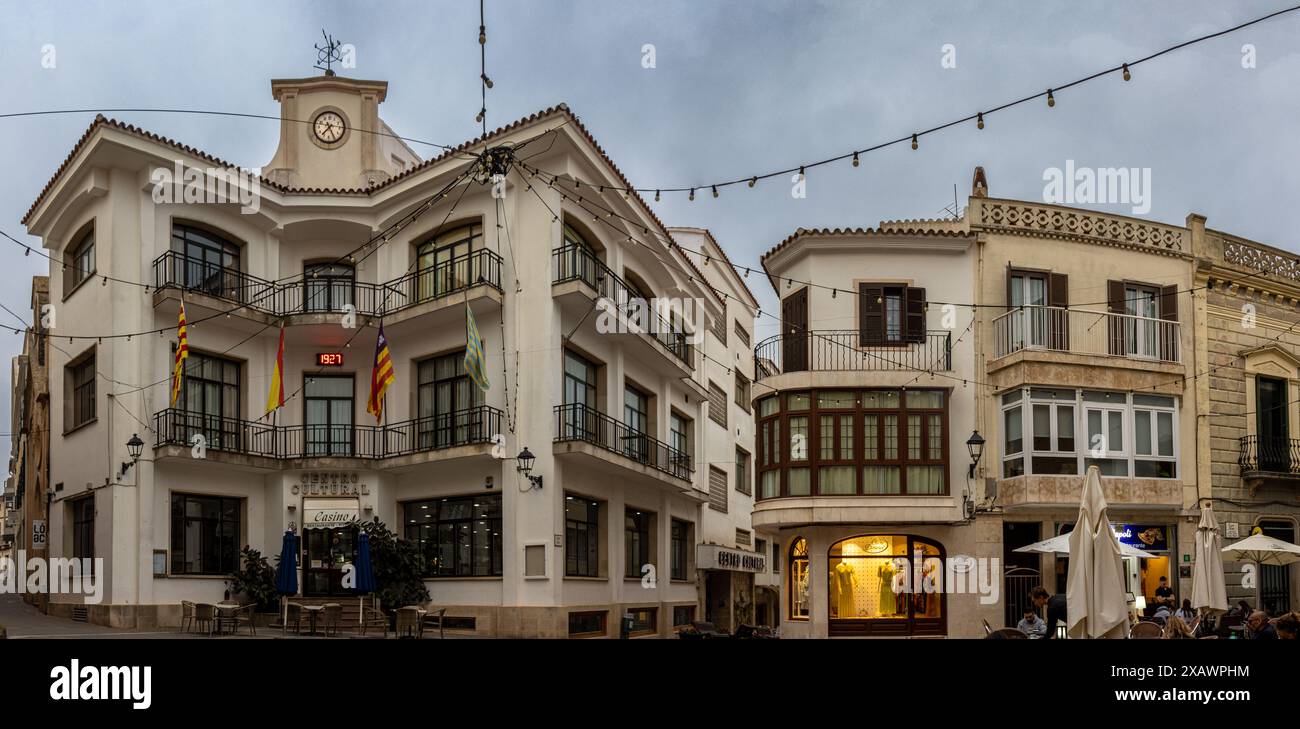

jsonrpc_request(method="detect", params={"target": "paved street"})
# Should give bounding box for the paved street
[0,593,187,639]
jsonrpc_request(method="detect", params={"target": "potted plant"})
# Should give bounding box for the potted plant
[354,518,430,626]
[227,546,279,614]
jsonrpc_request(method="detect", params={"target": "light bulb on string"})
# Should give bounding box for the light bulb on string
[748,177,756,188]
[689,189,695,201]
[911,134,918,151]
[1122,63,1131,81]
[852,152,859,167]
[977,113,984,130]
[712,185,719,198]
[655,190,660,202]
[1046,89,1055,107]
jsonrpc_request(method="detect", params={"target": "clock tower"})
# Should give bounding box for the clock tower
[263,74,421,190]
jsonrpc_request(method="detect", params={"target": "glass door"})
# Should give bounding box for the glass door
[305,376,354,456]
[1010,273,1049,348]
[1125,285,1159,358]
[1256,377,1290,473]
[302,527,358,596]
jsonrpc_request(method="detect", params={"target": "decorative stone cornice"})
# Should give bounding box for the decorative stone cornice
[974,199,1186,254]
[1222,238,1300,284]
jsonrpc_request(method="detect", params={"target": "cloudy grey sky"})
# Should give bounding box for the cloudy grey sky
[2,0,1298,451]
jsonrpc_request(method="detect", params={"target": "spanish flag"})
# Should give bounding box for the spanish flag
[366,323,395,422]
[170,302,188,407]
[264,324,285,417]
[464,303,490,392]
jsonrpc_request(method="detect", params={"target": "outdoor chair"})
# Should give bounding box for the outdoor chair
[396,606,424,639]
[987,628,1029,639]
[1130,620,1163,639]
[285,603,304,636]
[359,605,389,637]
[232,603,258,636]
[179,600,196,634]
[424,607,448,639]
[322,603,343,637]
[194,603,216,636]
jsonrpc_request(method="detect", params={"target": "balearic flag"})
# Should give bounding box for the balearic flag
[464,303,490,392]
[170,302,188,407]
[265,324,285,416]
[366,323,395,422]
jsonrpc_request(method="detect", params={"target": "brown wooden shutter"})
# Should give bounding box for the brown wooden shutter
[1159,283,1179,362]
[1107,280,1126,356]
[905,287,927,344]
[1006,265,1015,309]
[1159,284,1178,321]
[1048,273,1069,349]
[860,284,883,346]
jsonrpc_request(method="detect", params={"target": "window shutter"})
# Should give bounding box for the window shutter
[735,528,751,546]
[1048,274,1069,309]
[708,467,728,513]
[905,287,926,344]
[1005,264,1015,309]
[1107,280,1126,356]
[707,382,728,427]
[1159,284,1178,322]
[860,284,883,346]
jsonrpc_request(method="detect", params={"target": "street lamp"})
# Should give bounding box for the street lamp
[516,447,543,490]
[965,430,985,479]
[119,433,145,478]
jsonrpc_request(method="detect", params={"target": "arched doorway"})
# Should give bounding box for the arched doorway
[828,534,946,637]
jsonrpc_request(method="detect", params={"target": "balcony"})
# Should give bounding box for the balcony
[151,249,503,319]
[551,244,695,371]
[753,330,952,379]
[993,306,1179,363]
[151,406,503,466]
[553,403,692,483]
[1239,436,1300,491]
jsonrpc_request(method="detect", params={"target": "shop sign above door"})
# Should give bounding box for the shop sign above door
[302,498,360,529]
[697,544,766,573]
[292,471,369,496]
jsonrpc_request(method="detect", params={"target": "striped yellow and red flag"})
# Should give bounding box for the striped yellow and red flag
[169,302,188,407]
[264,324,285,416]
[365,323,395,422]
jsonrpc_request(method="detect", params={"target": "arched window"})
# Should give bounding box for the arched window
[788,537,809,620]
[172,223,241,300]
[827,534,946,636]
[416,223,481,300]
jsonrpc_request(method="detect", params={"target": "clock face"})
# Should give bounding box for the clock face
[313,111,345,143]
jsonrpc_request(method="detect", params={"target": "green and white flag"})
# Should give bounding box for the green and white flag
[464,303,490,392]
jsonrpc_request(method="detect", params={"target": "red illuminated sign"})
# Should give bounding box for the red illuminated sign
[317,353,344,367]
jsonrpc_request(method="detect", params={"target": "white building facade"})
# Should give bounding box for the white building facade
[22,72,758,637]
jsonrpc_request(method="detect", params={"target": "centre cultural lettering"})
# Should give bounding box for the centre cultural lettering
[716,550,765,571]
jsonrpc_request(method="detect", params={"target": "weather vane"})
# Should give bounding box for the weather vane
[314,30,343,76]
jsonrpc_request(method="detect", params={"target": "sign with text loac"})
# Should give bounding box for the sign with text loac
[31,519,46,549]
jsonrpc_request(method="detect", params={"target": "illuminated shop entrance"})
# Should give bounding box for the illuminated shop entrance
[827,535,946,637]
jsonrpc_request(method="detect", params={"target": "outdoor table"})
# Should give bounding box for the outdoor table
[301,604,325,636]
[214,602,239,635]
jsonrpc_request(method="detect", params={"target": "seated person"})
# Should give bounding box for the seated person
[1152,576,1175,609]
[1016,607,1046,637]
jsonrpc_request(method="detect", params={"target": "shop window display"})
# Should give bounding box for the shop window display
[789,537,810,619]
[827,535,945,636]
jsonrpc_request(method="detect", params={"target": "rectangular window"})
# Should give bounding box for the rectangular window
[67,351,97,429]
[561,350,599,440]
[673,605,696,627]
[734,372,751,412]
[626,608,657,635]
[670,411,691,458]
[1005,390,1179,478]
[568,611,606,637]
[417,350,484,448]
[170,493,241,575]
[708,381,728,427]
[304,375,354,456]
[565,495,601,577]
[178,351,241,450]
[772,542,780,573]
[859,284,927,345]
[671,519,690,581]
[403,495,502,577]
[735,447,751,495]
[624,508,652,579]
[71,495,94,567]
[68,228,96,291]
[708,466,728,513]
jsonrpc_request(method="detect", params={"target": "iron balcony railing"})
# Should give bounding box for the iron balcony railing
[552,244,695,368]
[993,305,1180,363]
[1239,435,1300,476]
[152,405,502,460]
[152,249,503,317]
[753,329,952,378]
[553,403,693,481]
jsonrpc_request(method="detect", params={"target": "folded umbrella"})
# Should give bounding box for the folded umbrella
[1066,466,1130,639]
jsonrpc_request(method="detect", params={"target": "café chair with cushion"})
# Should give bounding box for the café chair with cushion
[1130,620,1163,639]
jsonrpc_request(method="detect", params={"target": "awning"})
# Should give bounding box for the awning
[302,498,359,529]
